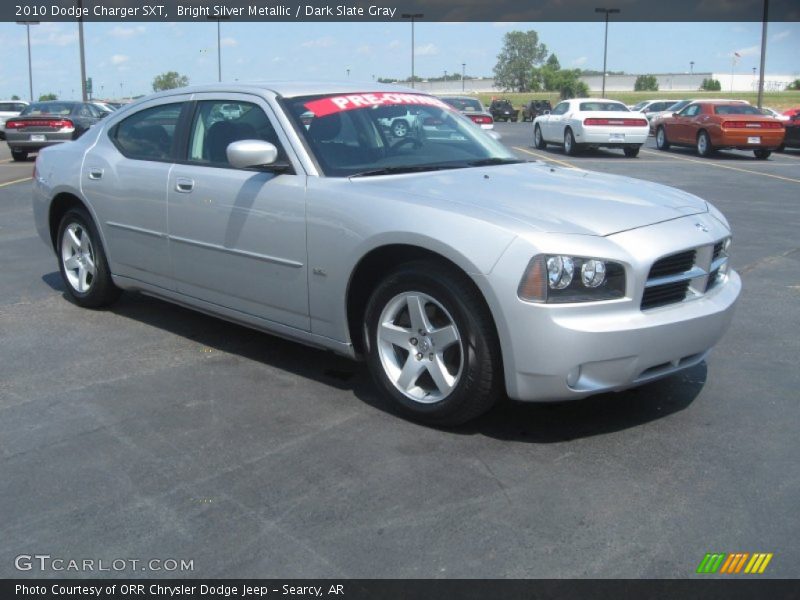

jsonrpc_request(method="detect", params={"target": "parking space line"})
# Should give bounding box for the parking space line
[0,158,13,163]
[513,146,577,169]
[0,177,32,188]
[640,149,800,184]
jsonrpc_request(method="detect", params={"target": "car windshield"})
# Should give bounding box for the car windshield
[579,102,629,112]
[442,97,483,112]
[666,100,691,112]
[714,104,766,115]
[285,92,519,178]
[21,103,74,116]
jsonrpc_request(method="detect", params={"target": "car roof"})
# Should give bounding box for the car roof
[147,81,418,100]
[440,95,480,100]
[570,98,627,103]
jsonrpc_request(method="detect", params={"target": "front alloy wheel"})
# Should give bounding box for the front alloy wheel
[656,127,670,150]
[534,125,547,149]
[364,261,503,426]
[697,131,713,157]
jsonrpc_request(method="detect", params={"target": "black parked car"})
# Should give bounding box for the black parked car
[522,99,552,122]
[489,99,519,122]
[778,113,800,152]
[5,101,108,161]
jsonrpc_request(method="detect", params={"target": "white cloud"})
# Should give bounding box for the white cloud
[356,44,371,55]
[111,54,129,66]
[388,40,401,49]
[220,37,238,47]
[31,24,78,47]
[301,36,335,48]
[109,25,146,39]
[414,43,439,56]
[772,30,791,42]
[572,56,588,66]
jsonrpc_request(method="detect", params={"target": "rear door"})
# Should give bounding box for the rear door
[82,97,190,290]
[166,94,310,330]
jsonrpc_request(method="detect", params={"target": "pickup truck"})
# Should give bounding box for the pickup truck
[489,99,519,122]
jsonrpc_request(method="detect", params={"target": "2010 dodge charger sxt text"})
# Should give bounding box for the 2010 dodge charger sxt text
[32,83,741,425]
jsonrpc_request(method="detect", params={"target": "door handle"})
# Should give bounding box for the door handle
[175,177,194,193]
[87,169,103,180]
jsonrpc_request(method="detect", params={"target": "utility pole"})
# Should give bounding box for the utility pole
[16,21,39,102]
[757,0,768,108]
[595,7,620,98]
[78,0,87,101]
[401,13,423,88]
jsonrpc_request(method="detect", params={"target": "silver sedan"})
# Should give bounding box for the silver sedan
[31,82,740,426]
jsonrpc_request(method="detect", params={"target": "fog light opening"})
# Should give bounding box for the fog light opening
[566,366,581,388]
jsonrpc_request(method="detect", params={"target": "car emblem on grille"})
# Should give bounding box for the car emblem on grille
[695,223,709,233]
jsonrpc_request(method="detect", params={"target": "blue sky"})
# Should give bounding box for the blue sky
[0,21,797,100]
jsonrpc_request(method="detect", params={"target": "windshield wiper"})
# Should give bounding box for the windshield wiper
[350,164,466,178]
[466,158,526,167]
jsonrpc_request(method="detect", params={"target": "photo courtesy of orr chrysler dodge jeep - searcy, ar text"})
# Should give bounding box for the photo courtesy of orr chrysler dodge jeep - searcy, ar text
[31,82,741,425]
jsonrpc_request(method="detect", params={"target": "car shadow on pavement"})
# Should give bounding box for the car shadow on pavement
[45,278,706,442]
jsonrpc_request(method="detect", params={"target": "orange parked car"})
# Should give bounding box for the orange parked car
[653,101,785,159]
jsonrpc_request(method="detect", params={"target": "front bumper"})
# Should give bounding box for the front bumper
[485,214,740,401]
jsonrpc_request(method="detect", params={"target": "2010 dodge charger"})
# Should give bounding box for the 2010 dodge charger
[31,82,741,425]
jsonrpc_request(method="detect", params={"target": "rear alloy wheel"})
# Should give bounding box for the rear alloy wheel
[696,131,713,157]
[364,261,502,426]
[391,120,409,138]
[534,125,547,149]
[563,128,579,156]
[656,127,670,150]
[11,148,28,162]
[753,149,771,160]
[623,146,640,158]
[57,207,121,308]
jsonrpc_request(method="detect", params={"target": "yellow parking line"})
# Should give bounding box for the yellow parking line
[514,146,577,169]
[640,148,800,184]
[0,177,32,188]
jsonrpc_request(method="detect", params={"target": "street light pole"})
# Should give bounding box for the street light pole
[690,61,694,75]
[16,21,39,101]
[595,7,620,98]
[757,0,769,108]
[401,13,423,88]
[78,0,87,101]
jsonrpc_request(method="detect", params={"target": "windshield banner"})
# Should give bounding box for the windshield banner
[304,93,452,117]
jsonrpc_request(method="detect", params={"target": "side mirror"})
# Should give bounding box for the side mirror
[486,130,502,141]
[672,112,679,118]
[227,140,278,169]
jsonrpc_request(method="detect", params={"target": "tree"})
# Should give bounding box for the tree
[786,79,800,91]
[553,70,590,99]
[152,71,189,92]
[11,94,21,100]
[38,93,58,101]
[634,74,659,92]
[493,30,548,92]
[700,78,722,91]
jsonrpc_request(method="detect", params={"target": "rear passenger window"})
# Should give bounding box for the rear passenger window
[187,101,286,167]
[112,103,184,161]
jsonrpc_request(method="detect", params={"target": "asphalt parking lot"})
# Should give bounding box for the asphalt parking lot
[1,127,798,579]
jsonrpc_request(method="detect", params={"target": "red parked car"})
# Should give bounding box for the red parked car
[652,101,785,159]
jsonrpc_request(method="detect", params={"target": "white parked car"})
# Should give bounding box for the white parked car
[533,98,649,157]
[759,107,790,122]
[0,99,29,139]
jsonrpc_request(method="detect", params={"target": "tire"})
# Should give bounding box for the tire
[623,146,640,158]
[56,207,121,308]
[363,261,503,426]
[11,148,28,162]
[563,128,579,156]
[655,126,670,150]
[753,149,771,160]
[696,130,713,157]
[391,120,409,138]
[533,125,547,149]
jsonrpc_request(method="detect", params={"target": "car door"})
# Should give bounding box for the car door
[167,94,310,331]
[672,103,701,144]
[82,98,190,290]
[546,101,569,141]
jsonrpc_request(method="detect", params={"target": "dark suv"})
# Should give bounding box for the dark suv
[522,100,552,122]
[489,99,519,122]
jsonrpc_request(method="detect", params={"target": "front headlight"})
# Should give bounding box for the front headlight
[518,254,626,303]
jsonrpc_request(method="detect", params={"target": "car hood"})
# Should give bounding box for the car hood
[352,162,708,236]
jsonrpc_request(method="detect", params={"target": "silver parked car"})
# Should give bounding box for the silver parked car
[32,83,741,425]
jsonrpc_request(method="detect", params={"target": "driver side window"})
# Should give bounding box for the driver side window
[187,100,286,168]
[552,102,569,115]
[679,104,700,117]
